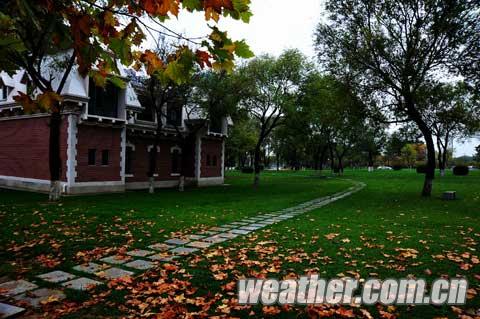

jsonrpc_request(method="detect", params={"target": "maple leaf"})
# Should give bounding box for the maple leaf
[196,50,212,68]
[324,233,340,240]
[262,306,281,315]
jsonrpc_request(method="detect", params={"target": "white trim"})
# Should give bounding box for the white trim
[0,175,51,184]
[125,174,134,178]
[120,127,126,183]
[221,139,225,179]
[147,145,160,153]
[126,180,181,190]
[197,177,224,186]
[66,114,78,187]
[0,175,65,193]
[126,142,135,151]
[170,173,180,177]
[170,145,182,154]
[72,181,124,187]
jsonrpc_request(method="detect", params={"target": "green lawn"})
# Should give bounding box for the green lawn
[0,169,479,318]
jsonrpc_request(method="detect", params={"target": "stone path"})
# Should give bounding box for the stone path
[0,180,365,318]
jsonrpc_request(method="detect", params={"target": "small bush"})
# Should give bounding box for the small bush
[392,165,403,171]
[453,165,469,176]
[416,165,427,174]
[241,167,254,174]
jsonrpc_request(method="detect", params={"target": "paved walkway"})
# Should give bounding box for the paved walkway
[0,180,365,317]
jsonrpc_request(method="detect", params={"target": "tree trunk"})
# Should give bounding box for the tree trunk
[368,150,374,172]
[49,111,62,201]
[253,143,262,188]
[147,147,158,194]
[329,144,336,173]
[276,152,280,171]
[405,96,435,197]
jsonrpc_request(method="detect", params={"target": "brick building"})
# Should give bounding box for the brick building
[0,68,228,194]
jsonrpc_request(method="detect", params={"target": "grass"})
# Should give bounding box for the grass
[0,172,349,278]
[0,169,479,318]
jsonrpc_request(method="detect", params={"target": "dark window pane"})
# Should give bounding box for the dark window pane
[209,117,222,133]
[136,93,155,122]
[212,155,217,166]
[166,102,182,126]
[1,86,7,100]
[88,149,96,166]
[101,150,109,166]
[88,79,119,118]
[125,147,134,174]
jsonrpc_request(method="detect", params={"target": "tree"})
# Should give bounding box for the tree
[419,82,480,176]
[298,73,366,174]
[315,0,479,196]
[0,0,252,200]
[226,116,258,168]
[474,145,480,164]
[401,144,417,168]
[238,50,308,187]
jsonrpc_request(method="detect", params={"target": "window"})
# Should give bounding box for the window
[125,147,134,175]
[1,85,8,100]
[136,93,155,122]
[166,101,182,126]
[101,150,109,166]
[88,78,119,118]
[88,149,96,166]
[209,117,223,134]
[212,155,217,166]
[171,149,181,174]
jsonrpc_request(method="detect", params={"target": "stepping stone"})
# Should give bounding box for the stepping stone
[249,223,267,228]
[185,234,205,240]
[256,220,275,225]
[209,227,230,232]
[73,262,108,274]
[187,241,212,249]
[148,253,171,261]
[100,255,131,265]
[165,238,190,245]
[169,247,199,255]
[14,288,65,308]
[229,229,251,235]
[203,236,229,244]
[62,277,102,291]
[37,270,76,283]
[124,260,154,271]
[149,255,178,262]
[197,230,218,236]
[240,226,263,231]
[216,232,238,239]
[0,302,25,318]
[0,280,38,297]
[126,249,156,257]
[148,243,175,251]
[96,268,134,280]
[229,222,249,226]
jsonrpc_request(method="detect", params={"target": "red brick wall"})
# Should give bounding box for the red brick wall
[0,116,68,181]
[201,138,223,178]
[76,125,122,182]
[125,137,183,182]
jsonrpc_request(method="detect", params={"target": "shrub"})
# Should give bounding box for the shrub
[392,165,403,171]
[416,165,427,174]
[453,165,469,176]
[241,167,254,174]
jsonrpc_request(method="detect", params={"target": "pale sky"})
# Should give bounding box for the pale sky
[158,0,478,156]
